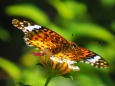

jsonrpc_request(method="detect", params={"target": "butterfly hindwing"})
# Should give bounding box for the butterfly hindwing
[76,47,109,68]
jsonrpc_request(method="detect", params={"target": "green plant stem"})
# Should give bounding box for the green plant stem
[44,75,52,86]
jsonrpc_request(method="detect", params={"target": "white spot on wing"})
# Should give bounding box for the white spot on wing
[50,56,76,64]
[25,25,42,31]
[50,55,79,71]
[86,55,101,63]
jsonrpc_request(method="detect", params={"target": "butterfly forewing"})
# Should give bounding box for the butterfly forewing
[12,19,69,52]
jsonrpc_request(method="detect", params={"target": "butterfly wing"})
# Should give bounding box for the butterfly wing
[12,19,69,53]
[74,46,109,68]
[12,19,109,68]
[53,42,109,68]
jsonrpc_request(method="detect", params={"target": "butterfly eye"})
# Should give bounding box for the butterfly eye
[72,43,77,48]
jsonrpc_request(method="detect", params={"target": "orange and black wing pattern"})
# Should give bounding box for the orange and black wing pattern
[12,19,69,53]
[12,19,109,69]
[74,46,109,68]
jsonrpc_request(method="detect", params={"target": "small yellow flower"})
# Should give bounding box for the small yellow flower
[33,49,79,77]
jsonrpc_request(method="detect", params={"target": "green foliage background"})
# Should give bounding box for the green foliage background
[0,0,115,86]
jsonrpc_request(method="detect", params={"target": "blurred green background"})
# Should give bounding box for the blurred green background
[0,0,115,86]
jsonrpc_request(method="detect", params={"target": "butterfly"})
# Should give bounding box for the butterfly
[12,19,109,71]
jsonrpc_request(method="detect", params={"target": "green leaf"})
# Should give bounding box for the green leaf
[5,4,50,25]
[62,73,73,80]
[0,57,21,80]
[17,82,31,86]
